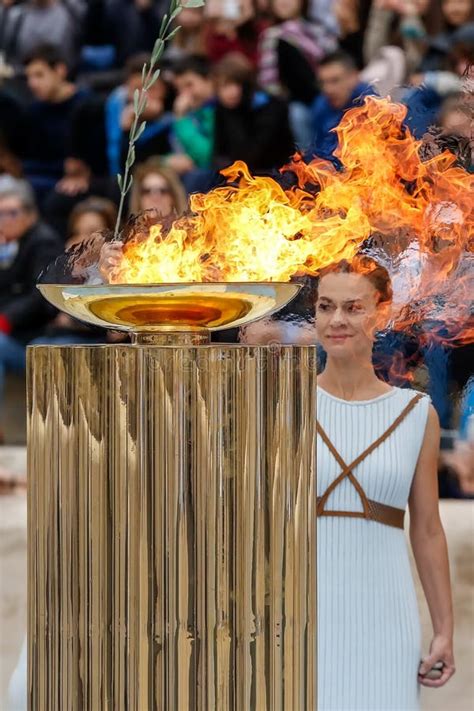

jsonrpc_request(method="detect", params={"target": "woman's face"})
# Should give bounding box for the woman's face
[216,80,243,109]
[140,172,174,215]
[67,211,107,248]
[179,7,204,30]
[315,273,389,360]
[272,0,303,21]
[442,0,472,26]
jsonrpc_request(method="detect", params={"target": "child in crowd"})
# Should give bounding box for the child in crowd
[165,55,218,193]
[212,52,294,171]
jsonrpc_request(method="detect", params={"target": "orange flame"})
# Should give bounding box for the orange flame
[110,97,473,344]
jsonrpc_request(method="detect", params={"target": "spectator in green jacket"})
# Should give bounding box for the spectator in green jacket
[166,55,216,183]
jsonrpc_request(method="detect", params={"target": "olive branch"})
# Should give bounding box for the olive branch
[114,0,205,239]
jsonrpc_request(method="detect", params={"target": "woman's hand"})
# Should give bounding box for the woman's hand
[98,241,124,282]
[418,634,455,687]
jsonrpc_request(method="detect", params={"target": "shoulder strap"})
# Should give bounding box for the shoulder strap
[317,392,424,514]
[317,391,424,473]
[342,391,424,474]
[317,421,346,471]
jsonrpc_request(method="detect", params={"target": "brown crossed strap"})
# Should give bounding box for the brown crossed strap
[317,392,424,529]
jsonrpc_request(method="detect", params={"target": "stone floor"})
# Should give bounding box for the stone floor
[0,446,473,709]
[0,447,27,710]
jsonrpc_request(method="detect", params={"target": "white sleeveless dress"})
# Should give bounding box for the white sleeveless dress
[317,386,430,711]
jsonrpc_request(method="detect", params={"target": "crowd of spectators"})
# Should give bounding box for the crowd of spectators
[0,0,472,491]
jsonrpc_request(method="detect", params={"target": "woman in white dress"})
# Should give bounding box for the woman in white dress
[315,255,456,710]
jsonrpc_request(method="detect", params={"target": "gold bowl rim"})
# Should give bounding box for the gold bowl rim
[38,281,300,289]
[37,281,302,335]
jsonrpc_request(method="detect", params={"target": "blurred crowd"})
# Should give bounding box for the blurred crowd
[0,0,472,492]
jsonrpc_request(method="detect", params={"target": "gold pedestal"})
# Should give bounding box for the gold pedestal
[27,344,316,710]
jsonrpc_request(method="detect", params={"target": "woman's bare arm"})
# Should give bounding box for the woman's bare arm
[407,403,456,687]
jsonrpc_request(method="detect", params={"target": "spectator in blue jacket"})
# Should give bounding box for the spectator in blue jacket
[309,50,375,162]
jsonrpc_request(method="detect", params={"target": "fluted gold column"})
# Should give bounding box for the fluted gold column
[27,344,316,710]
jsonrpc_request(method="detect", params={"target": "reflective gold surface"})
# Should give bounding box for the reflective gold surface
[37,283,300,333]
[27,345,316,710]
[89,294,250,328]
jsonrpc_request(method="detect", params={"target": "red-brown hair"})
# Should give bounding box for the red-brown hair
[317,255,393,306]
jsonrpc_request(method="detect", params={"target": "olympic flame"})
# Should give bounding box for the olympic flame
[109,97,473,344]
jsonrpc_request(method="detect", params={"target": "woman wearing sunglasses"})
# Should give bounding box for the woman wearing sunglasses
[98,158,188,279]
[128,158,187,218]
